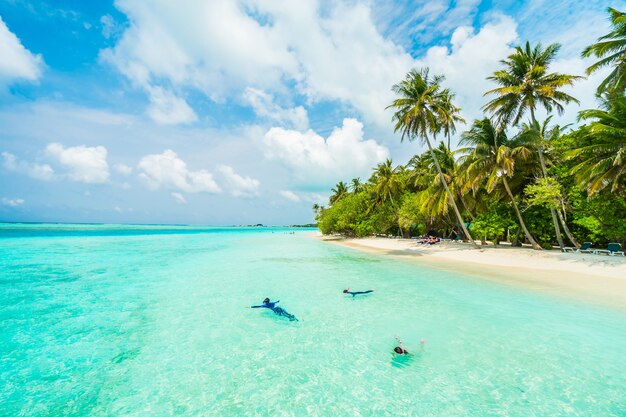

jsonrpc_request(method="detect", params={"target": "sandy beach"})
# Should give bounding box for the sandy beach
[320,235,626,312]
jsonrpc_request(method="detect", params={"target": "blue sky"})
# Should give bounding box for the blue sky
[0,0,622,225]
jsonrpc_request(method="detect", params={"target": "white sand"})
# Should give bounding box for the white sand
[319,235,626,312]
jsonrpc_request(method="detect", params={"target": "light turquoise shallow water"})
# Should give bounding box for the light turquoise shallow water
[1,224,625,417]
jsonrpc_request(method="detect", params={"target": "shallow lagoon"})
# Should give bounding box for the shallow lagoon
[1,225,625,416]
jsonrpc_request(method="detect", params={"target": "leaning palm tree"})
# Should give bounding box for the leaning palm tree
[388,68,478,248]
[517,117,580,247]
[483,41,582,250]
[582,8,626,95]
[459,118,542,250]
[566,95,626,196]
[329,181,349,205]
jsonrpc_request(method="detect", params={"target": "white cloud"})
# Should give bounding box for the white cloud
[46,143,110,183]
[279,190,300,202]
[263,118,389,188]
[2,151,55,180]
[138,149,221,193]
[243,87,308,131]
[418,15,519,128]
[146,86,197,124]
[171,192,187,204]
[0,16,43,86]
[101,0,415,127]
[113,163,133,175]
[217,165,260,197]
[2,197,24,207]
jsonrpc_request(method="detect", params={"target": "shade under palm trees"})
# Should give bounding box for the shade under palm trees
[582,7,626,95]
[459,118,542,250]
[387,68,478,248]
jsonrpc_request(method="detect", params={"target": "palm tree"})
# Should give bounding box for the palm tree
[439,91,465,150]
[459,118,542,250]
[371,159,403,207]
[484,42,582,126]
[483,41,582,250]
[517,117,580,247]
[329,181,349,205]
[582,8,626,95]
[350,178,363,193]
[388,68,478,248]
[566,95,626,196]
[416,142,475,220]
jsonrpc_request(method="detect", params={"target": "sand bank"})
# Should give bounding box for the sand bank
[320,235,626,312]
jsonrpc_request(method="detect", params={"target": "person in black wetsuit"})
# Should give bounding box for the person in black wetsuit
[251,298,298,321]
[343,288,374,297]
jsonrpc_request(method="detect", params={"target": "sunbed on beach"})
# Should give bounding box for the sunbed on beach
[563,241,594,253]
[595,243,625,256]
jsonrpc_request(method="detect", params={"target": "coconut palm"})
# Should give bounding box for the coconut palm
[371,159,403,207]
[439,91,465,150]
[388,68,478,248]
[329,181,349,205]
[517,117,580,247]
[415,142,475,220]
[350,177,364,194]
[484,42,582,127]
[582,8,626,95]
[484,41,582,250]
[566,95,626,196]
[459,118,542,250]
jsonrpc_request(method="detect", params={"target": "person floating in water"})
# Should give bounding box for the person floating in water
[342,288,374,297]
[393,336,410,355]
[251,297,298,321]
[393,336,427,355]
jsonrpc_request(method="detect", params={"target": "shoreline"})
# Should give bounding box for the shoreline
[319,235,626,312]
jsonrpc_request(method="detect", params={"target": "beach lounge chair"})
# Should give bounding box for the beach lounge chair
[595,243,625,256]
[564,241,594,253]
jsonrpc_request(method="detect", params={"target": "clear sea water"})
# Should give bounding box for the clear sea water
[1,224,625,417]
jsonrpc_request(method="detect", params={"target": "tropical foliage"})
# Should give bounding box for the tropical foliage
[315,7,626,249]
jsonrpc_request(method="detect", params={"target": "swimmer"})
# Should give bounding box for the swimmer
[393,336,409,355]
[251,297,298,321]
[342,288,374,297]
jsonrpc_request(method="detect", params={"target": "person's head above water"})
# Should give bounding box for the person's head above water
[263,297,270,304]
[394,346,408,354]
[342,289,349,294]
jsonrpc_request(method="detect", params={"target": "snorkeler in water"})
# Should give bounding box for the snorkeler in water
[251,297,298,321]
[393,336,427,355]
[342,288,374,297]
[394,336,409,355]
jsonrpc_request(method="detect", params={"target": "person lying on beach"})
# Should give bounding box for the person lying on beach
[251,297,298,321]
[343,288,374,297]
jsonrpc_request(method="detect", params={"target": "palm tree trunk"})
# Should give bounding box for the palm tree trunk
[501,175,542,250]
[459,194,475,220]
[536,144,565,250]
[426,137,479,249]
[557,208,580,248]
[531,108,565,250]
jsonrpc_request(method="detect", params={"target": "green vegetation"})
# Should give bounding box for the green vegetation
[315,7,626,249]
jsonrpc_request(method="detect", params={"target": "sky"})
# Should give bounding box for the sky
[0,0,623,225]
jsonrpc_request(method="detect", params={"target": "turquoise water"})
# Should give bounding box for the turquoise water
[1,224,625,416]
